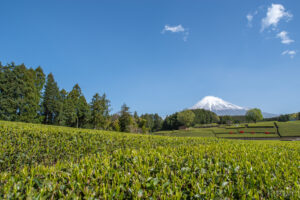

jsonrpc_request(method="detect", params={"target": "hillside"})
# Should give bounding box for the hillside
[155,121,300,138]
[0,121,299,199]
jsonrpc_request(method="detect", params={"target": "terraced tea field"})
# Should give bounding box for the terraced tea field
[154,121,300,139]
[0,121,299,199]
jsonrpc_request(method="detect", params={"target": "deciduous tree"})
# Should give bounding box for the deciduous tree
[245,108,263,123]
[177,110,195,127]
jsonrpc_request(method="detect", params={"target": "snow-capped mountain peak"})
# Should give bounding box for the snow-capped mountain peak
[190,96,277,118]
[191,96,245,111]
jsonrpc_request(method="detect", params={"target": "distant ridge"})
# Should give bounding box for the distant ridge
[191,96,277,118]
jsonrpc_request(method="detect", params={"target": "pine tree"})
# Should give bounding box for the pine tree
[42,73,60,124]
[119,104,132,132]
[90,93,111,129]
[10,63,45,123]
[34,67,46,122]
[65,84,90,128]
[78,95,90,128]
[56,89,68,125]
[0,64,16,121]
[64,97,77,127]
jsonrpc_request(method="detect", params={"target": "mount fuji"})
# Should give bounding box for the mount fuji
[191,96,277,118]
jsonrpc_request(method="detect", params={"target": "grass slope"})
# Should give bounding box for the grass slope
[154,121,300,138]
[277,121,300,136]
[0,121,299,199]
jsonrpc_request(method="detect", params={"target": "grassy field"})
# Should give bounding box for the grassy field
[154,121,300,138]
[0,120,299,199]
[153,128,215,137]
[277,121,300,136]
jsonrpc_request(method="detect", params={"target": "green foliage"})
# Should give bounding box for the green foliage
[0,63,45,123]
[277,120,300,136]
[65,84,90,128]
[90,93,111,129]
[177,110,195,127]
[246,108,263,123]
[162,113,182,130]
[278,114,290,122]
[157,121,300,138]
[42,73,60,124]
[140,113,163,132]
[56,89,68,125]
[0,61,164,133]
[162,109,221,131]
[0,121,299,199]
[191,109,219,125]
[119,104,132,132]
[219,115,233,125]
[109,114,120,132]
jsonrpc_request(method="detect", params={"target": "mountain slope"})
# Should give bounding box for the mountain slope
[191,96,277,118]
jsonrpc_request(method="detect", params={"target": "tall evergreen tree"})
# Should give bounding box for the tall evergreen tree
[78,95,90,128]
[56,89,68,125]
[18,64,45,123]
[64,97,77,127]
[42,73,60,124]
[0,64,16,121]
[90,93,111,129]
[0,63,45,122]
[65,84,90,128]
[119,104,132,132]
[153,113,163,132]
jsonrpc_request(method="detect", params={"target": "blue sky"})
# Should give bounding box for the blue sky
[0,0,299,116]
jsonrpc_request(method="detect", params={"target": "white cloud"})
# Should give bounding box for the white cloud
[277,31,294,44]
[246,14,253,27]
[162,25,185,33]
[282,50,296,58]
[162,24,189,41]
[261,4,292,31]
[246,10,258,28]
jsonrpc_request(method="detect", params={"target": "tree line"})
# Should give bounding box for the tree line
[0,62,163,133]
[162,109,220,130]
[2,62,298,132]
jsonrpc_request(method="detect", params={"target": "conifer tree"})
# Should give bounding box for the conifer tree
[5,63,46,123]
[65,84,90,128]
[90,93,111,129]
[0,63,17,121]
[119,104,132,132]
[56,89,68,125]
[42,73,60,124]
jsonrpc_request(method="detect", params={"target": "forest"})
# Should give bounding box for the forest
[0,62,219,133]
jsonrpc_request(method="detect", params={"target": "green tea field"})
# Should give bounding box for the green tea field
[0,121,299,199]
[154,121,300,139]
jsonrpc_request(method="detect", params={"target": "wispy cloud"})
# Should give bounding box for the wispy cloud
[261,4,292,31]
[246,11,258,27]
[246,14,254,27]
[277,31,294,44]
[162,24,189,41]
[162,25,185,33]
[282,50,296,58]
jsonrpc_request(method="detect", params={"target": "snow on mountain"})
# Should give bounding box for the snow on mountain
[191,96,277,118]
[191,96,244,111]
